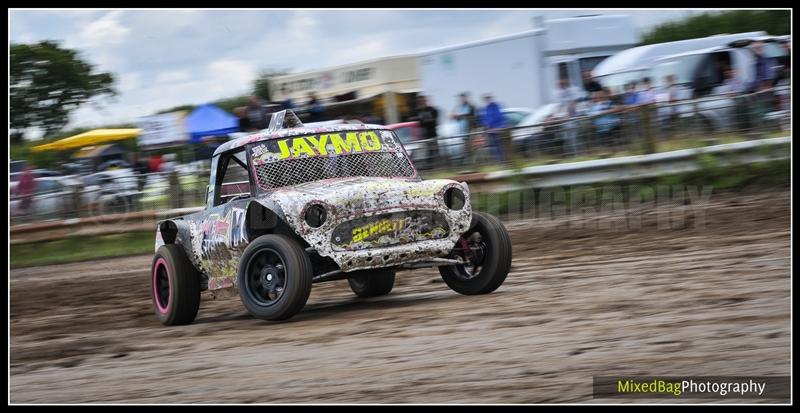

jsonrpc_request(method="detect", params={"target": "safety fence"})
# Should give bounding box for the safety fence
[411,87,790,172]
[9,87,790,226]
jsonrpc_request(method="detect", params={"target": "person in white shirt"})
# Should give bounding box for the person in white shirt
[656,74,689,134]
[718,68,746,96]
[552,78,584,156]
[636,77,657,105]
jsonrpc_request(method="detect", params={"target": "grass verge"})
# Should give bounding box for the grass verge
[10,231,154,269]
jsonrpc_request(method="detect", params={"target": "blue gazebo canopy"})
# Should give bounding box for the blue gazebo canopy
[186,104,240,143]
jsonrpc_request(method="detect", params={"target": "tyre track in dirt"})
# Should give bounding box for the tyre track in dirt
[10,189,790,403]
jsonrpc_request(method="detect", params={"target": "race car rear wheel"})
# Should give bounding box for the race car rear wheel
[347,269,396,297]
[151,244,201,326]
[238,234,313,321]
[439,211,512,295]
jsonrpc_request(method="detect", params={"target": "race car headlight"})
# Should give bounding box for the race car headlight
[305,204,327,228]
[443,187,465,210]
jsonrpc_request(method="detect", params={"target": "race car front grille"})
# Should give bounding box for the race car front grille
[254,151,416,190]
[330,210,450,251]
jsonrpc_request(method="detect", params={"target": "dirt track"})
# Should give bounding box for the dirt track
[10,189,791,403]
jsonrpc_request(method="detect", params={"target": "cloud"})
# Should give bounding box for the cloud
[205,59,257,97]
[329,37,390,67]
[10,9,708,131]
[118,72,142,92]
[80,10,130,47]
[286,10,319,43]
[155,69,192,84]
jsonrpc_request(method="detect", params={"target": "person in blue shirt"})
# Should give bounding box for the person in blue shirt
[750,41,776,92]
[623,82,639,105]
[479,93,506,162]
[306,92,325,122]
[587,89,621,146]
[278,87,295,111]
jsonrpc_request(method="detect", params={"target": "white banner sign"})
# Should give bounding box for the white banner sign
[137,112,188,147]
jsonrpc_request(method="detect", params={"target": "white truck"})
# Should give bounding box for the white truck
[592,31,769,93]
[417,14,638,126]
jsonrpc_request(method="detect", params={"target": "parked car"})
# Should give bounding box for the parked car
[436,107,535,162]
[386,121,425,165]
[510,103,562,156]
[81,169,142,214]
[10,176,101,218]
[150,110,512,325]
[9,168,61,183]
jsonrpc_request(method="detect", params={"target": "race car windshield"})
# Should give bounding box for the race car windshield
[250,129,416,190]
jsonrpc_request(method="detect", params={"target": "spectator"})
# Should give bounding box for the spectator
[719,68,750,132]
[451,92,477,135]
[148,154,163,173]
[656,74,688,134]
[479,93,506,162]
[582,70,603,96]
[748,41,780,131]
[621,82,641,145]
[553,77,583,156]
[409,95,440,168]
[636,77,657,105]
[452,93,480,164]
[775,41,790,85]
[750,41,777,92]
[587,89,621,147]
[664,75,688,102]
[246,96,269,130]
[306,92,325,122]
[554,77,582,118]
[161,153,178,173]
[278,87,295,111]
[623,82,639,105]
[235,107,254,132]
[15,165,38,213]
[131,154,149,191]
[718,68,746,96]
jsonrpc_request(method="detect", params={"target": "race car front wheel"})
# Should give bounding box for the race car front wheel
[237,234,313,321]
[347,269,396,297]
[151,244,201,325]
[439,211,512,295]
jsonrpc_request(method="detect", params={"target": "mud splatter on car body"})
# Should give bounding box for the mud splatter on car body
[155,111,472,291]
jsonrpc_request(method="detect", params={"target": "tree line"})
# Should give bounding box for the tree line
[642,10,790,45]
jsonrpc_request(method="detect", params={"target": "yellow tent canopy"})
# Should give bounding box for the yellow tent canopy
[31,128,141,152]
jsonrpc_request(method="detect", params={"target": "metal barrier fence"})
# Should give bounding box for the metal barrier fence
[410,87,790,172]
[9,88,790,225]
[10,169,210,225]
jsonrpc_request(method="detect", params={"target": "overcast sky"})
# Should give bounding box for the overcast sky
[10,9,708,133]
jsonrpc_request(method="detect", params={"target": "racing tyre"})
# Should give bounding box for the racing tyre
[347,269,396,297]
[151,244,201,325]
[439,211,512,295]
[237,234,313,321]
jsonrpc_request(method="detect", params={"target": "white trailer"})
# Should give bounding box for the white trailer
[417,14,638,124]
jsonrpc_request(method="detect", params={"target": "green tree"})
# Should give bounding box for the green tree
[155,104,196,115]
[252,68,290,102]
[642,10,791,45]
[10,40,117,144]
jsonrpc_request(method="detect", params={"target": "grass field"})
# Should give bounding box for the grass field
[10,231,154,269]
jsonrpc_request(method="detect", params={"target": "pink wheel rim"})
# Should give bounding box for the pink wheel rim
[153,257,170,314]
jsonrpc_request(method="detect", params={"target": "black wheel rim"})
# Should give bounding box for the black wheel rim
[155,263,170,310]
[244,248,287,307]
[349,275,367,290]
[451,230,487,280]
